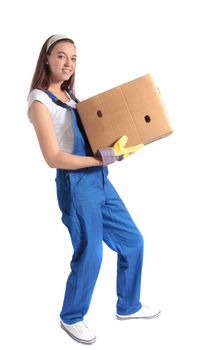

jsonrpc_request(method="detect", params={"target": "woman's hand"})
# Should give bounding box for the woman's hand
[97,136,143,166]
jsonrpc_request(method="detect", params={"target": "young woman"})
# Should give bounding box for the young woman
[27,34,160,344]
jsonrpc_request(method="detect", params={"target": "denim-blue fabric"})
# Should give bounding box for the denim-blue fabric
[45,91,144,325]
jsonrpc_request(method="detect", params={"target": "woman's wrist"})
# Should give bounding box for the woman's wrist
[93,156,103,167]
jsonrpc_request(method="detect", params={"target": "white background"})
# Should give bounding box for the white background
[1,0,208,349]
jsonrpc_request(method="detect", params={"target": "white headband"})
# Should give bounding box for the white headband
[46,34,71,52]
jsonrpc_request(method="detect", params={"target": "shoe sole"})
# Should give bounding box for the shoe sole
[60,322,96,344]
[116,310,161,320]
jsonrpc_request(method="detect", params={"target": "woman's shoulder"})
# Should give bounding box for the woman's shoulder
[27,89,53,121]
[27,88,53,109]
[28,88,50,101]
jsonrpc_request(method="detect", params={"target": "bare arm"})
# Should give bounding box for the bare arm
[29,101,103,169]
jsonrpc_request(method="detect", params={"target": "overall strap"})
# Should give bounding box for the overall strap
[44,90,71,110]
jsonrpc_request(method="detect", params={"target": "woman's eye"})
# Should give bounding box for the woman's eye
[72,57,76,62]
[58,55,65,59]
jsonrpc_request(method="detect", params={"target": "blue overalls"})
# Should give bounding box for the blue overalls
[45,91,144,325]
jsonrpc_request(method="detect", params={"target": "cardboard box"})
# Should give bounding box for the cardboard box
[76,74,173,155]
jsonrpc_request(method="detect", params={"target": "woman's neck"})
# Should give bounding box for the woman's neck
[48,83,70,103]
[48,82,63,94]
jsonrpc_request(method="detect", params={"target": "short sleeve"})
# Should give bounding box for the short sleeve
[27,89,53,121]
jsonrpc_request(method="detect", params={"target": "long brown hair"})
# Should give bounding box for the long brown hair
[29,35,77,99]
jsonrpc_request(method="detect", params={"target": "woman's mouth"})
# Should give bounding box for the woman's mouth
[62,69,71,74]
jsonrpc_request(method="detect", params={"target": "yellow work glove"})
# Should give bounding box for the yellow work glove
[97,135,143,165]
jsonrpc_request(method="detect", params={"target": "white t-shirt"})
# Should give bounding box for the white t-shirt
[27,89,76,154]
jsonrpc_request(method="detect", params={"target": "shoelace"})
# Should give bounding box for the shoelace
[75,321,90,331]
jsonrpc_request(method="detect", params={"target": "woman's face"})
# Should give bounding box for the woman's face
[47,41,77,84]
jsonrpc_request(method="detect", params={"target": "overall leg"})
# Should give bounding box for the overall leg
[102,178,144,315]
[56,169,105,325]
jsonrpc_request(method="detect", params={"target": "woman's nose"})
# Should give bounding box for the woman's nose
[64,58,69,66]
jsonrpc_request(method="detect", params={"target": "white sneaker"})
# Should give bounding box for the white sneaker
[116,305,161,320]
[60,320,96,344]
